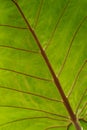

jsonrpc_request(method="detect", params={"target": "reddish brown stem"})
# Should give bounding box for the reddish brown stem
[12,0,82,129]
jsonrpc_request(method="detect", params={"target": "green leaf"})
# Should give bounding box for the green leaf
[0,0,87,129]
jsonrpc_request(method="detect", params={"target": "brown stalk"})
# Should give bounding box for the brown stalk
[11,0,83,129]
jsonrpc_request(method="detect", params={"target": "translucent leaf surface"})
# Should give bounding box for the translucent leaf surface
[0,0,87,129]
